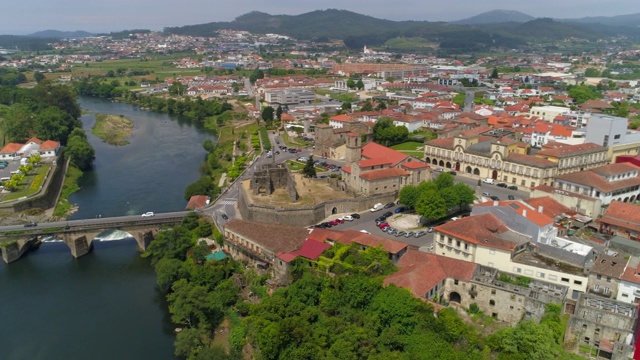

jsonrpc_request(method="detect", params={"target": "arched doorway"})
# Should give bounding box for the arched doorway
[439,160,445,167]
[449,292,462,303]
[455,162,461,171]
[446,162,452,169]
[425,157,431,164]
[473,168,480,176]
[632,195,636,203]
[432,159,438,165]
[465,166,472,173]
[624,197,630,203]
[492,170,498,180]
[332,207,337,214]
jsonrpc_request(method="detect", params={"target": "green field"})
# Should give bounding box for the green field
[391,141,424,156]
[384,37,437,50]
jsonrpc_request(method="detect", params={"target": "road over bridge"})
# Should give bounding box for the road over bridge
[0,211,188,263]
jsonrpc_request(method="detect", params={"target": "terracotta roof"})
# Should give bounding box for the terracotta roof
[185,195,210,210]
[224,220,309,254]
[524,196,577,218]
[620,257,640,285]
[330,114,353,122]
[361,142,408,166]
[341,166,352,174]
[40,140,60,150]
[309,229,407,254]
[580,99,614,110]
[25,137,43,144]
[590,162,640,176]
[425,137,455,150]
[506,153,556,168]
[0,143,22,153]
[277,239,331,263]
[359,167,410,181]
[536,142,606,158]
[358,158,392,168]
[599,201,640,233]
[401,160,429,169]
[435,213,519,252]
[475,200,554,227]
[556,168,640,193]
[384,249,477,298]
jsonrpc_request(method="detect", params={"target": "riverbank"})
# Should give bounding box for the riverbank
[92,113,134,146]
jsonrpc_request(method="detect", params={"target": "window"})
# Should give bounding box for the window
[604,287,610,295]
[454,279,459,285]
[491,289,496,295]
[489,300,495,306]
[574,280,582,285]
[596,274,601,280]
[614,134,621,140]
[548,275,557,281]
[594,284,600,291]
[489,249,496,255]
[513,267,522,273]
[536,272,545,279]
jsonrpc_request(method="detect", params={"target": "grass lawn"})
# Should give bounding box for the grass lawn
[3,164,51,201]
[285,160,326,173]
[282,131,311,148]
[391,141,424,156]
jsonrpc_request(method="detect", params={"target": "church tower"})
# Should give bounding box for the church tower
[345,132,362,164]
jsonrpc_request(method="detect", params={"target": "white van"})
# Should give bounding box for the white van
[482,178,495,184]
[0,177,9,182]
[370,203,384,212]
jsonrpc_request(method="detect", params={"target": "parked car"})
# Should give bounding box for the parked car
[342,215,354,222]
[23,222,37,227]
[508,185,518,191]
[329,220,339,226]
[450,217,459,222]
[448,171,457,175]
[482,192,490,197]
[370,203,384,212]
[384,202,395,209]
[508,195,515,200]
[221,213,229,220]
[414,230,426,237]
[334,218,345,224]
[405,231,414,238]
[434,168,444,172]
[378,222,389,229]
[382,211,393,218]
[482,178,495,184]
[427,227,434,233]
[350,213,361,219]
[490,196,500,201]
[394,206,406,213]
[141,212,154,217]
[359,230,371,234]
[386,227,397,234]
[396,231,407,237]
[496,183,508,188]
[375,216,386,223]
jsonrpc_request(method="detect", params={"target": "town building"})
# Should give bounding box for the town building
[264,89,315,105]
[617,256,640,304]
[534,142,609,175]
[598,201,640,241]
[585,114,640,162]
[0,137,61,160]
[341,139,430,196]
[587,253,626,299]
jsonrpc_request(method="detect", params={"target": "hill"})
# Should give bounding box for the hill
[560,12,640,27]
[27,30,95,39]
[452,10,535,24]
[511,18,598,40]
[0,35,54,51]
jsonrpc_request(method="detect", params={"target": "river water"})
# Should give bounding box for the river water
[0,97,215,359]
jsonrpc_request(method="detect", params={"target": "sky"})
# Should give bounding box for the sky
[2,0,640,35]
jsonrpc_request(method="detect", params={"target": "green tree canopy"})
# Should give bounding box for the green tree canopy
[302,155,317,178]
[65,128,95,170]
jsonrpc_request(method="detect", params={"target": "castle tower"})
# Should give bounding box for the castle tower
[345,132,362,164]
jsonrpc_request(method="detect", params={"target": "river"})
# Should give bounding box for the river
[0,97,216,359]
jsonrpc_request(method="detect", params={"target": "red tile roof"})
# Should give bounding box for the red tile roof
[361,142,408,166]
[506,153,557,168]
[40,140,60,150]
[224,220,309,254]
[384,249,477,298]
[401,161,429,169]
[0,143,22,153]
[425,137,455,149]
[524,196,577,218]
[309,229,407,254]
[359,168,410,181]
[599,201,640,233]
[358,158,392,168]
[620,257,640,285]
[555,167,640,193]
[25,137,43,145]
[341,166,352,174]
[536,142,606,158]
[435,213,519,252]
[185,195,210,210]
[277,239,331,263]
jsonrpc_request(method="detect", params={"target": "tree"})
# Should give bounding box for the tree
[584,68,601,77]
[261,106,274,123]
[398,185,420,208]
[346,79,356,89]
[490,68,499,79]
[65,128,95,170]
[27,154,41,167]
[415,190,447,221]
[567,84,602,104]
[33,71,45,83]
[356,79,364,90]
[173,325,210,358]
[360,101,374,112]
[168,81,185,96]
[341,101,352,111]
[35,106,75,143]
[302,155,317,178]
[276,105,283,121]
[452,182,476,210]
[154,257,189,291]
[18,164,33,176]
[434,172,454,190]
[184,176,217,200]
[2,104,34,142]
[143,226,195,265]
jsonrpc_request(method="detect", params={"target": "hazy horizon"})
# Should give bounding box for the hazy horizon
[2,0,640,35]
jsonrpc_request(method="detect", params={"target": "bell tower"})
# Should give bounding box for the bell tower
[345,132,362,164]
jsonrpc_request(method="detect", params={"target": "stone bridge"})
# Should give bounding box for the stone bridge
[0,213,185,263]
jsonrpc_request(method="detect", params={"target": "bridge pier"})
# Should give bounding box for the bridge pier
[66,235,93,258]
[1,237,40,264]
[133,230,156,251]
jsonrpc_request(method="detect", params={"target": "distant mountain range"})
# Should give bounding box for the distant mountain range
[2,9,640,52]
[27,30,95,39]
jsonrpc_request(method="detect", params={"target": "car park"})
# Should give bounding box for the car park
[496,183,508,188]
[350,213,361,219]
[141,212,154,217]
[508,185,518,190]
[384,202,395,209]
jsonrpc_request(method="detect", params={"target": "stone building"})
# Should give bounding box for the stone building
[587,253,626,299]
[565,293,636,360]
[250,163,298,201]
[340,138,429,196]
[534,141,609,176]
[599,200,640,241]
[314,120,372,161]
[223,220,310,279]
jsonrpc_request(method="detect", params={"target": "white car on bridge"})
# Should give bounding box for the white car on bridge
[141,212,155,217]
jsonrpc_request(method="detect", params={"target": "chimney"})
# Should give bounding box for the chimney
[538,206,543,214]
[523,209,527,218]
